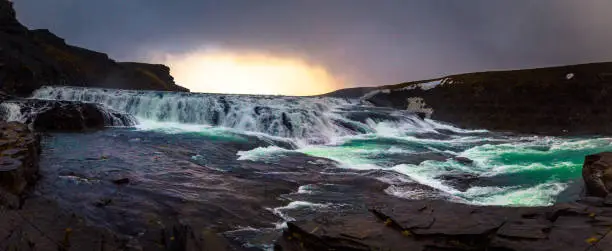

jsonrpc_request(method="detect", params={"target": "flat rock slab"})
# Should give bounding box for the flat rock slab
[278,213,423,251]
[497,219,550,239]
[278,199,612,251]
[0,197,123,251]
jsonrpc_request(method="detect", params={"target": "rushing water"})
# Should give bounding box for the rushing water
[3,86,610,248]
[26,86,608,206]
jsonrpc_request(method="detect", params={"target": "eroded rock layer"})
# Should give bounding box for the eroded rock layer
[277,199,612,251]
[0,122,39,208]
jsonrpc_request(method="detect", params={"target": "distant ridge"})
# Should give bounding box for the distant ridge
[325,61,612,135]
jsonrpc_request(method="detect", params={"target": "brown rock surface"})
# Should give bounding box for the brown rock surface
[583,152,612,197]
[0,122,39,203]
[277,200,612,251]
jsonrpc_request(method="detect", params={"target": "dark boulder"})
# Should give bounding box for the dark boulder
[1,99,136,132]
[583,152,612,197]
[33,102,107,131]
[437,172,479,192]
[454,156,474,165]
[112,178,130,185]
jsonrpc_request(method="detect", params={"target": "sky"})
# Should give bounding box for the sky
[12,0,612,95]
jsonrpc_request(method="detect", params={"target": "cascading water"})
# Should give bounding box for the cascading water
[31,86,440,144]
[22,85,608,209]
[19,85,612,249]
[0,102,26,122]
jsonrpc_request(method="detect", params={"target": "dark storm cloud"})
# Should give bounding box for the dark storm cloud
[12,0,612,87]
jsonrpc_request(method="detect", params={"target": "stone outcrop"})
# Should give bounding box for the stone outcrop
[0,0,188,96]
[277,198,612,251]
[325,62,612,135]
[0,122,39,208]
[583,152,612,197]
[0,99,136,131]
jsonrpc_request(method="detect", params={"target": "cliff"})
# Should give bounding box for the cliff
[0,1,188,96]
[326,62,612,136]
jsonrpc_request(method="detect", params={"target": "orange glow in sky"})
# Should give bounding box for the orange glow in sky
[158,50,343,96]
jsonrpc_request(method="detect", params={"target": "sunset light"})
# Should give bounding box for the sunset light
[159,51,342,96]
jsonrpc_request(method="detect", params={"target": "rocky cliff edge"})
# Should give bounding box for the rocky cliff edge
[0,0,188,96]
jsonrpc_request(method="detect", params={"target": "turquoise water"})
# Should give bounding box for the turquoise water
[239,132,612,206]
[28,86,612,207]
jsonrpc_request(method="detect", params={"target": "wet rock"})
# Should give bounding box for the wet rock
[279,199,612,251]
[0,188,19,209]
[278,213,420,251]
[436,172,479,192]
[577,196,604,206]
[0,122,40,199]
[94,198,113,208]
[112,178,130,185]
[0,197,124,250]
[582,152,612,197]
[415,111,427,120]
[281,112,293,133]
[496,219,550,239]
[604,194,612,206]
[454,156,474,165]
[1,99,136,131]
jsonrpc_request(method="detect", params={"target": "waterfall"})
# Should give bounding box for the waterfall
[30,86,439,143]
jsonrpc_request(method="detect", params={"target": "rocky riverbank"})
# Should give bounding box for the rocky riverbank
[276,197,612,251]
[274,153,612,251]
[0,121,243,250]
[3,121,612,251]
[325,62,612,136]
[0,122,39,208]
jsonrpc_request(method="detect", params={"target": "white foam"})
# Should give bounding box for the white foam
[424,118,489,133]
[297,185,315,194]
[236,146,294,162]
[384,185,443,200]
[484,162,575,177]
[135,119,213,133]
[549,138,612,151]
[0,102,25,122]
[468,182,568,206]
[392,163,461,195]
[269,201,332,225]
